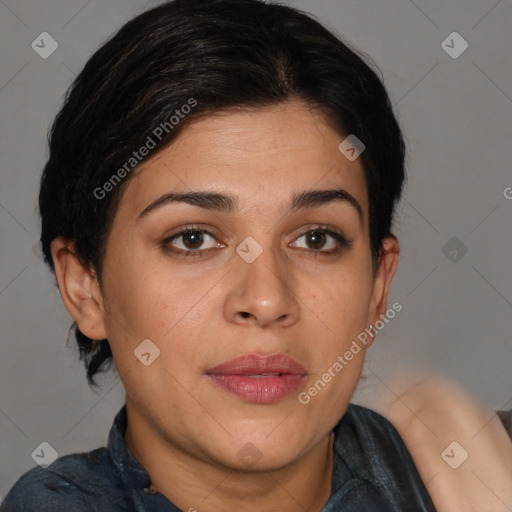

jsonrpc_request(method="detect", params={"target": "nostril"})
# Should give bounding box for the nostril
[240,311,251,318]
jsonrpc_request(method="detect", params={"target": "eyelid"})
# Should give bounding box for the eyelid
[162,224,225,250]
[161,223,350,256]
[164,224,222,241]
[294,224,347,240]
[291,225,350,250]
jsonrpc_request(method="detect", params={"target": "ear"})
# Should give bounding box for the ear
[50,237,107,341]
[367,236,400,343]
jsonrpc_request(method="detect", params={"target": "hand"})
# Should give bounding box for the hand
[383,375,512,512]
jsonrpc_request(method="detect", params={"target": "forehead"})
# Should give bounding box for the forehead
[118,100,368,220]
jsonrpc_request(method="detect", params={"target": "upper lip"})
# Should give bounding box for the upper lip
[206,353,307,376]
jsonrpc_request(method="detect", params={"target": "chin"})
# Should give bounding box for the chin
[212,430,314,472]
[218,445,303,473]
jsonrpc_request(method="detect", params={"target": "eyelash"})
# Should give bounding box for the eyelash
[161,224,351,259]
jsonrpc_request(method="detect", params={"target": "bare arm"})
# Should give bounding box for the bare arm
[383,376,512,512]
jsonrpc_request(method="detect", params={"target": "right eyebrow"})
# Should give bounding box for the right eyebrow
[138,191,238,220]
[137,187,363,223]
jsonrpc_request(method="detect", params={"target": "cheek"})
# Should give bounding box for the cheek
[310,263,374,342]
[100,249,222,371]
[298,274,373,421]
[101,248,182,332]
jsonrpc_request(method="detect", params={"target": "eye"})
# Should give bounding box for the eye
[162,227,223,256]
[290,227,350,255]
[161,225,350,258]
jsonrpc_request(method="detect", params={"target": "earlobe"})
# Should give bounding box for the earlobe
[368,236,400,333]
[50,237,107,341]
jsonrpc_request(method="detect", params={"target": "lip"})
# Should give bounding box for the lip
[206,353,307,404]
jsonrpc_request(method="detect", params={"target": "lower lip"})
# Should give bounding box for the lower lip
[208,374,305,403]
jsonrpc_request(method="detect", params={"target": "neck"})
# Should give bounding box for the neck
[125,404,335,512]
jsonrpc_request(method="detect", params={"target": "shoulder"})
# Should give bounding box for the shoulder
[343,402,397,430]
[336,404,436,510]
[0,448,113,511]
[341,403,411,453]
[341,403,423,469]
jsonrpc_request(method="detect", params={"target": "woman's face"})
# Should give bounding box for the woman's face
[90,100,395,470]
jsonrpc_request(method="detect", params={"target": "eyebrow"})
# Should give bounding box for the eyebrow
[137,188,363,221]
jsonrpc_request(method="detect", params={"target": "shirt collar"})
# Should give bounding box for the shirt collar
[107,404,153,490]
[106,403,389,508]
[330,404,384,491]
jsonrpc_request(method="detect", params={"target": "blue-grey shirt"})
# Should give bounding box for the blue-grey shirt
[1,404,436,511]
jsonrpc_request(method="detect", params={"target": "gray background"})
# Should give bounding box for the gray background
[1,0,511,500]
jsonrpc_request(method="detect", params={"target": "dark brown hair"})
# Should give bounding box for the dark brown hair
[39,0,406,384]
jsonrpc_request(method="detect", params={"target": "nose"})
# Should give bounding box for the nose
[223,245,301,329]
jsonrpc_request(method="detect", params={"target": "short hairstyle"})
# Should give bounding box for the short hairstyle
[39,0,406,384]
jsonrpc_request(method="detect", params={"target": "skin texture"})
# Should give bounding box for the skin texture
[50,100,399,511]
[384,375,512,512]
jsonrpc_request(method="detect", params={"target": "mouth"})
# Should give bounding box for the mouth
[206,353,307,404]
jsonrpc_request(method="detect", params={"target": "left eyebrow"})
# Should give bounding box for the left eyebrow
[290,189,363,220]
[137,188,363,221]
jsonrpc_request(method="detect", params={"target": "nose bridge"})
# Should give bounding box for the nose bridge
[224,237,300,327]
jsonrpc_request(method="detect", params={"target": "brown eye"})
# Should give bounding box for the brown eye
[181,230,205,250]
[304,231,327,250]
[163,228,221,254]
[291,228,349,254]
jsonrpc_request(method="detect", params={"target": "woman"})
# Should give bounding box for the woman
[0,0,452,510]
